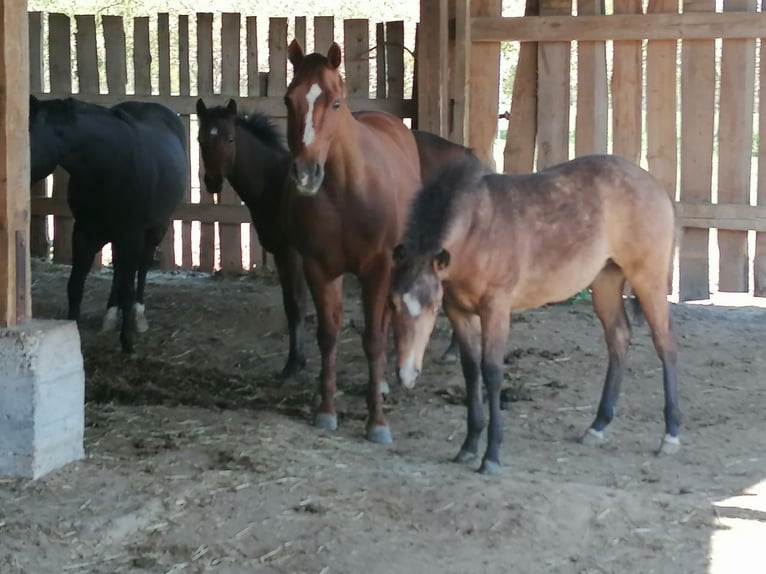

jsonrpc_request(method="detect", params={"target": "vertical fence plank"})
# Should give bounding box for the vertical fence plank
[679,0,715,301]
[218,12,243,274]
[102,16,127,97]
[269,18,288,97]
[504,0,539,173]
[246,16,266,271]
[197,13,215,272]
[757,1,766,296]
[376,23,386,99]
[536,0,570,170]
[611,0,643,163]
[155,13,175,269]
[314,16,334,54]
[344,19,370,100]
[468,0,501,167]
[717,0,756,293]
[28,12,47,259]
[575,0,606,158]
[133,17,151,96]
[49,14,73,265]
[646,0,678,200]
[385,21,405,100]
[295,16,307,52]
[450,0,470,145]
[178,15,193,270]
[417,1,448,135]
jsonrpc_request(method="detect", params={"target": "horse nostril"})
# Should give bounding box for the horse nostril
[313,163,321,178]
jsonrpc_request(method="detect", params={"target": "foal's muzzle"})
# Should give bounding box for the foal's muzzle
[397,353,421,390]
[292,160,324,196]
[203,173,223,195]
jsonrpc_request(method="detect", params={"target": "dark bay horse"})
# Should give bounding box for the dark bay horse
[29,96,188,353]
[195,97,307,379]
[283,40,424,443]
[389,154,679,474]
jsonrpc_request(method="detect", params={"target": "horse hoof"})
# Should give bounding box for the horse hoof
[366,425,393,444]
[314,413,338,431]
[101,307,119,332]
[478,459,501,475]
[453,450,476,464]
[279,358,307,381]
[657,434,681,456]
[133,303,149,333]
[580,427,605,446]
[379,381,390,396]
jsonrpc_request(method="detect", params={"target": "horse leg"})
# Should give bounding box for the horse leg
[444,303,484,464]
[274,248,308,381]
[478,302,511,475]
[134,230,161,334]
[112,235,142,354]
[581,265,632,447]
[102,257,122,331]
[305,263,344,431]
[440,330,460,364]
[67,222,101,322]
[630,277,681,455]
[359,257,394,444]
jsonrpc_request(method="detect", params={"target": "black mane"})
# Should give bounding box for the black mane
[401,154,488,254]
[236,111,287,151]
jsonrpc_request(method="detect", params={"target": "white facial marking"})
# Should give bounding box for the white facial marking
[402,292,422,318]
[302,83,323,146]
[210,127,218,137]
[399,352,418,389]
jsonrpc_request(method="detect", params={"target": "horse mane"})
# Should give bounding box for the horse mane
[401,154,488,255]
[236,111,287,151]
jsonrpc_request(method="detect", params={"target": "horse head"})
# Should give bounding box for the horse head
[196,97,238,195]
[284,40,345,196]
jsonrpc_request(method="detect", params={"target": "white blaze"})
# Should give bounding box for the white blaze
[302,83,323,146]
[399,352,418,389]
[402,292,422,317]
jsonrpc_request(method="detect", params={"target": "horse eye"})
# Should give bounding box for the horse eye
[332,100,341,110]
[228,137,234,143]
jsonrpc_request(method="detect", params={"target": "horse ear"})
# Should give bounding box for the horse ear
[433,249,451,271]
[327,42,342,69]
[225,98,237,115]
[196,98,207,116]
[393,243,406,263]
[288,39,304,71]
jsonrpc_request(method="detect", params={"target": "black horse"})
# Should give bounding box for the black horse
[29,96,188,353]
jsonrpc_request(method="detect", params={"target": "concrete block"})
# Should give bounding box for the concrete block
[0,320,85,479]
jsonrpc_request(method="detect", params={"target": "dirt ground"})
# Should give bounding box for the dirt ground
[1,261,765,574]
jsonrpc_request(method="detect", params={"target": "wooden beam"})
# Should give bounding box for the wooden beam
[0,0,31,326]
[574,0,607,158]
[611,0,643,164]
[418,0,449,135]
[449,0,471,145]
[472,12,766,42]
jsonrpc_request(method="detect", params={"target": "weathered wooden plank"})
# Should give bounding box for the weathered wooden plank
[102,16,127,96]
[504,0,539,173]
[154,13,175,269]
[385,21,405,100]
[646,0,678,199]
[678,0,715,301]
[218,12,243,274]
[536,0,570,170]
[48,14,72,265]
[314,16,334,53]
[418,1,448,135]
[75,15,99,95]
[472,11,766,42]
[133,17,151,95]
[574,0,607,158]
[295,16,307,53]
[1,1,32,325]
[245,16,266,270]
[376,23,386,99]
[757,0,766,296]
[197,13,215,272]
[28,12,47,260]
[344,19,370,100]
[178,15,193,270]
[450,0,471,145]
[468,0,502,167]
[268,18,288,95]
[716,0,756,293]
[611,0,642,163]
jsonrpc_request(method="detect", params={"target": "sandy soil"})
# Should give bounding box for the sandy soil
[1,261,765,574]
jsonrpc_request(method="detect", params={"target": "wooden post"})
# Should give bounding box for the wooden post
[450,0,470,146]
[314,16,334,54]
[0,0,31,326]
[376,22,386,99]
[717,0,756,293]
[468,0,502,167]
[536,0,571,170]
[178,15,193,270]
[504,0,540,173]
[679,0,715,301]
[756,0,766,296]
[197,13,216,272]
[574,0,607,158]
[344,20,370,100]
[246,16,266,271]
[418,0,448,136]
[156,13,176,270]
[611,0,643,163]
[28,12,47,260]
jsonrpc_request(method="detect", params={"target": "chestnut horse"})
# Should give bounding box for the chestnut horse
[390,154,680,474]
[283,40,423,443]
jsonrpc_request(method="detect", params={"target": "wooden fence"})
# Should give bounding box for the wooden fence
[29,12,413,274]
[426,0,766,300]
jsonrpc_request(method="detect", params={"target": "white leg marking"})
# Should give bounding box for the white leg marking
[302,83,323,146]
[101,306,119,332]
[402,292,422,317]
[133,302,149,333]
